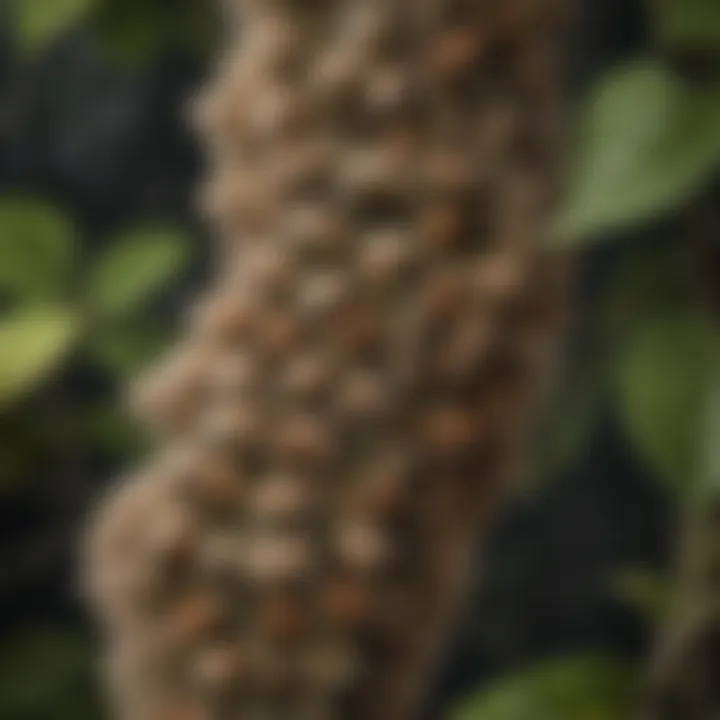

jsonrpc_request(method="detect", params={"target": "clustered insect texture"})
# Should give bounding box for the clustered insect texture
[87,0,569,718]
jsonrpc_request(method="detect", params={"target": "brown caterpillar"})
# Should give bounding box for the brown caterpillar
[86,1,570,718]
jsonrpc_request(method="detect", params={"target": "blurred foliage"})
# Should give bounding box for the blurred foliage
[0,199,190,717]
[462,0,720,716]
[554,60,720,240]
[453,656,636,720]
[0,305,80,408]
[0,199,191,409]
[538,0,720,497]
[86,227,190,319]
[1,3,207,720]
[10,0,215,64]
[14,0,96,54]
[613,309,719,491]
[93,0,214,66]
[655,0,720,50]
[0,201,76,300]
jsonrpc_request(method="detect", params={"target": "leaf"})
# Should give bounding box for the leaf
[12,0,97,54]
[93,0,167,65]
[90,321,171,378]
[453,656,635,720]
[0,307,81,408]
[0,199,77,300]
[611,567,671,625]
[553,61,720,242]
[94,0,213,65]
[86,227,190,319]
[614,310,719,491]
[655,0,720,49]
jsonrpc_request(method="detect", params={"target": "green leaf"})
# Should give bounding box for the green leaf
[655,0,720,49]
[0,199,77,300]
[13,0,97,54]
[611,567,671,625]
[86,227,190,319]
[90,321,171,378]
[553,61,720,242]
[94,0,213,66]
[93,0,167,65]
[614,310,719,491]
[0,307,81,408]
[453,656,635,720]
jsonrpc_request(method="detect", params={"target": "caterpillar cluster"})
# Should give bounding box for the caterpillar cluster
[87,1,569,718]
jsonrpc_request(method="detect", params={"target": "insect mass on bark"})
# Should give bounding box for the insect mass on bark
[87,1,571,718]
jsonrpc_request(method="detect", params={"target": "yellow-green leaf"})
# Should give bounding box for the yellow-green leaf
[0,307,81,408]
[86,227,190,319]
[13,0,97,54]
